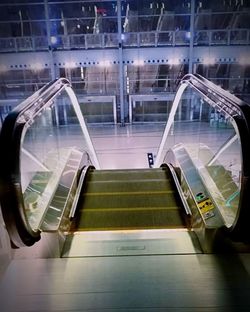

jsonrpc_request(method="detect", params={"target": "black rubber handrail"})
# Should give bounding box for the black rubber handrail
[0,78,71,247]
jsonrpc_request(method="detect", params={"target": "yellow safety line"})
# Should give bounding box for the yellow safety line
[73,225,186,231]
[79,206,181,212]
[87,178,171,183]
[83,190,174,196]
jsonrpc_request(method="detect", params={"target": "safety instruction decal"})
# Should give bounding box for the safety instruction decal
[195,192,215,219]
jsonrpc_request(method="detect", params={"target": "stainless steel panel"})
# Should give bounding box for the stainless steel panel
[1,253,250,311]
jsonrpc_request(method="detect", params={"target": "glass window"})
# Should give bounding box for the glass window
[49,1,117,19]
[124,0,191,15]
[196,0,249,12]
[0,4,45,22]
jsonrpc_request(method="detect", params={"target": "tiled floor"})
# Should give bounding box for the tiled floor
[87,121,239,173]
[88,123,165,169]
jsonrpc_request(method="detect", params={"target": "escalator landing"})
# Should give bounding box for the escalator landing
[62,229,202,257]
[62,167,201,257]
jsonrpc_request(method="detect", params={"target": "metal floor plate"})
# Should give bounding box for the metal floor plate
[62,229,202,257]
[2,253,250,311]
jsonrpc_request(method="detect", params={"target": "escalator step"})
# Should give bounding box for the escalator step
[87,168,169,182]
[73,207,185,231]
[79,191,180,209]
[84,179,173,193]
[72,167,185,232]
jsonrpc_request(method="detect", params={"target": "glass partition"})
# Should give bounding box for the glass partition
[155,82,242,228]
[17,83,99,232]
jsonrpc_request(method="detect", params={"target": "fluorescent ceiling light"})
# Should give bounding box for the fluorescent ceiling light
[133,60,144,66]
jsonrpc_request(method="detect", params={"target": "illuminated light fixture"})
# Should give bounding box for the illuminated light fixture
[80,66,84,79]
[32,63,44,71]
[121,33,125,41]
[169,58,180,65]
[65,61,77,68]
[0,64,7,72]
[203,57,215,66]
[99,60,111,67]
[185,31,191,40]
[77,24,81,29]
[133,59,144,66]
[50,36,58,45]
[239,56,250,65]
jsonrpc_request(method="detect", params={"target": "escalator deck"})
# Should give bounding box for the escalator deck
[71,167,187,232]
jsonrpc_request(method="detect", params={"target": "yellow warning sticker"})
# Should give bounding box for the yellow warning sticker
[197,198,215,219]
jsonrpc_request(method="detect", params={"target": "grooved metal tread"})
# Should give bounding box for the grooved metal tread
[72,167,186,231]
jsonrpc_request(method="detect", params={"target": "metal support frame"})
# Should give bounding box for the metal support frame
[154,83,188,167]
[44,0,56,80]
[188,0,195,74]
[207,134,238,167]
[65,86,100,169]
[117,0,125,125]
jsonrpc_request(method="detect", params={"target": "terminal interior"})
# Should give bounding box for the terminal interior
[0,1,250,311]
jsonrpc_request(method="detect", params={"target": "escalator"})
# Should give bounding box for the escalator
[71,167,186,232]
[0,74,250,258]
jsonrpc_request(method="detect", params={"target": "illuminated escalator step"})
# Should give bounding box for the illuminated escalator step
[71,166,185,231]
[73,208,186,231]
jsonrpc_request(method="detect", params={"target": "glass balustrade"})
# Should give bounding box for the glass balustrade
[15,81,99,232]
[155,79,242,228]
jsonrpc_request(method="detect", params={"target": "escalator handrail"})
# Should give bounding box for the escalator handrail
[181,74,245,117]
[12,77,70,122]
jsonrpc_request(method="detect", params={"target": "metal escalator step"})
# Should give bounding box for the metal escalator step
[87,168,170,182]
[72,166,185,232]
[80,206,181,212]
[90,168,166,174]
[79,192,180,209]
[84,179,173,193]
[83,190,174,196]
[73,207,186,231]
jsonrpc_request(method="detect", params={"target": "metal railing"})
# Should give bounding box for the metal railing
[0,28,249,52]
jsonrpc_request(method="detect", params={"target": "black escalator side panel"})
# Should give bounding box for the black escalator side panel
[0,112,41,247]
[228,114,250,242]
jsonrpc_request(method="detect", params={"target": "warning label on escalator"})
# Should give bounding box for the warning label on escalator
[196,192,215,220]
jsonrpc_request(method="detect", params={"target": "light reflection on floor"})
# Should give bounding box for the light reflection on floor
[88,123,165,169]
[86,122,238,170]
